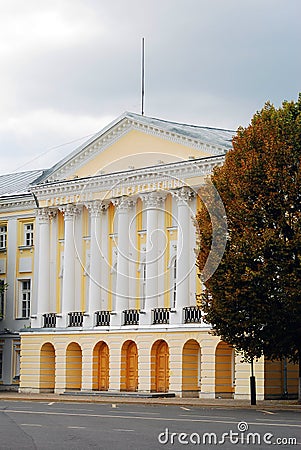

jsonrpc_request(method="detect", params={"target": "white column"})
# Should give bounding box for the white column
[172,188,193,324]
[111,197,133,326]
[85,201,108,326]
[60,205,79,325]
[34,208,51,327]
[140,192,165,325]
[100,206,109,311]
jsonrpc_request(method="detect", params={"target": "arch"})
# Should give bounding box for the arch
[151,340,169,392]
[92,341,109,391]
[215,341,234,398]
[40,343,55,393]
[66,342,82,391]
[264,358,298,399]
[182,339,201,398]
[120,340,138,391]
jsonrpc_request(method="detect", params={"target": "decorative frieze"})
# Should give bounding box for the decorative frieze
[31,155,225,205]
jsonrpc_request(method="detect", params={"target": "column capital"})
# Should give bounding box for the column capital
[85,200,109,217]
[59,204,81,219]
[36,207,57,223]
[111,196,135,211]
[174,187,195,205]
[140,191,167,208]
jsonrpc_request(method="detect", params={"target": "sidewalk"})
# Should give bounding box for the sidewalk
[0,391,300,410]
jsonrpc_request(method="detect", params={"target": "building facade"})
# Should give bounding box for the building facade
[0,112,298,398]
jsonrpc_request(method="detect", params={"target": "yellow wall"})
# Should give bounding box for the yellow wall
[74,130,212,179]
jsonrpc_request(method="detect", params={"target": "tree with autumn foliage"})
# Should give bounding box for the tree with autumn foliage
[196,95,301,401]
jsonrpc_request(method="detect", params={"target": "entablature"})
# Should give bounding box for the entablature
[31,155,225,207]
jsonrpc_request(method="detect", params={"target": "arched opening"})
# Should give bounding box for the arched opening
[66,342,82,391]
[120,340,138,391]
[151,340,169,392]
[264,358,298,399]
[182,339,201,398]
[215,341,234,398]
[92,342,109,391]
[40,343,55,393]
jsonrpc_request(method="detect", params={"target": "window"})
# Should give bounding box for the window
[0,225,7,249]
[13,342,20,382]
[24,223,34,246]
[0,280,5,318]
[20,279,31,318]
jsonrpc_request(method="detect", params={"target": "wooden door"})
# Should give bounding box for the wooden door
[126,343,138,391]
[98,344,109,391]
[156,341,169,392]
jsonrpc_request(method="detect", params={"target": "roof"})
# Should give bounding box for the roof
[0,170,45,197]
[40,111,235,182]
[126,112,235,147]
[0,112,236,194]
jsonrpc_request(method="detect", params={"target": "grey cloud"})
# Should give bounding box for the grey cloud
[0,0,300,174]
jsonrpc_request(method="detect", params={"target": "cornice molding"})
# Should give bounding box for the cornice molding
[0,196,35,213]
[31,155,225,202]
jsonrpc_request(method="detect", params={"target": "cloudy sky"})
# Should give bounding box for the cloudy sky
[0,0,300,175]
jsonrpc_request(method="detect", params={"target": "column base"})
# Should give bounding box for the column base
[83,314,94,328]
[199,392,216,399]
[169,308,182,325]
[110,312,123,327]
[56,314,68,328]
[30,314,44,328]
[139,310,153,326]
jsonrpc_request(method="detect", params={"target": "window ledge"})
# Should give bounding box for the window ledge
[18,245,34,251]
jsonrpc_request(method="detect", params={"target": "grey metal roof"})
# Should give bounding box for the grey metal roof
[0,170,45,197]
[126,112,235,148]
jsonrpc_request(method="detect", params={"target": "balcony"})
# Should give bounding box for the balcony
[95,310,110,327]
[152,308,170,325]
[43,313,57,328]
[183,306,202,324]
[68,311,84,327]
[123,309,139,325]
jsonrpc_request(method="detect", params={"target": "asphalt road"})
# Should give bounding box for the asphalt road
[0,401,300,450]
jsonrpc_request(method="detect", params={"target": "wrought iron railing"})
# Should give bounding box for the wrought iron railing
[123,309,139,325]
[152,307,170,324]
[43,313,57,328]
[68,311,84,327]
[183,306,202,323]
[95,310,111,326]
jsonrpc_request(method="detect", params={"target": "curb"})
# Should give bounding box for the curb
[0,393,300,411]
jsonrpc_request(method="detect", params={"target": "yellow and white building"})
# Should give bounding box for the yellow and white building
[0,112,298,398]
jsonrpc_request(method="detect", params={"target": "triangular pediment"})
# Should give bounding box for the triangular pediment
[38,112,234,183]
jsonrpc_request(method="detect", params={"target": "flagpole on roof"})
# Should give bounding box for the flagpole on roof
[141,37,145,116]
